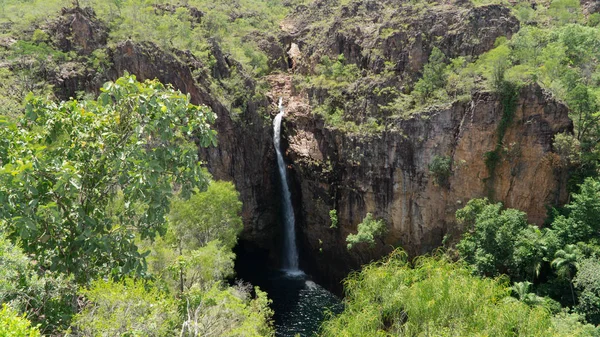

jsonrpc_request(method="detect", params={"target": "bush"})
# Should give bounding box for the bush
[69,278,179,337]
[455,198,548,280]
[346,213,386,250]
[181,284,274,337]
[321,251,597,336]
[0,304,41,337]
[428,155,452,186]
[412,47,448,104]
[329,209,338,229]
[574,258,600,324]
[168,181,243,251]
[0,233,76,335]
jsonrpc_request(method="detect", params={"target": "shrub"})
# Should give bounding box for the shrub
[573,258,600,324]
[181,284,274,337]
[69,278,179,337]
[329,209,338,229]
[0,304,40,337]
[321,251,597,336]
[428,155,452,186]
[346,213,386,250]
[0,233,76,335]
[412,47,448,104]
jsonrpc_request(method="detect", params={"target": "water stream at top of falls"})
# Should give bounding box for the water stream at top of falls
[273,97,302,275]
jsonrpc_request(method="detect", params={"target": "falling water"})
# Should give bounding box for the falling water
[233,99,341,336]
[273,98,301,274]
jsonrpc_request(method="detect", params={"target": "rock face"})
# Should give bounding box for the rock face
[283,0,519,79]
[45,7,109,100]
[43,5,281,256]
[48,7,108,55]
[581,0,600,15]
[41,3,575,291]
[278,83,571,290]
[106,40,280,251]
[268,0,573,290]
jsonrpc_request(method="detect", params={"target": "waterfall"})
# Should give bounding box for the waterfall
[273,98,302,275]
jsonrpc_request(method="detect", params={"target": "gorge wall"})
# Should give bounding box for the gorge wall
[36,2,573,290]
[278,82,571,289]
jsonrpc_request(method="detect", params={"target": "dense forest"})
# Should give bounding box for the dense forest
[1,0,600,336]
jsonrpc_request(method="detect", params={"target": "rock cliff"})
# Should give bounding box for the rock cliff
[39,3,574,290]
[276,81,571,290]
[107,40,280,251]
[42,7,281,253]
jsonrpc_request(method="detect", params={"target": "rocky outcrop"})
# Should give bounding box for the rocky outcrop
[44,6,109,100]
[48,6,108,55]
[277,83,571,290]
[282,0,519,78]
[152,4,205,25]
[581,0,600,15]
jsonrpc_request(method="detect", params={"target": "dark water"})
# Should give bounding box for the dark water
[264,270,343,337]
[235,253,343,337]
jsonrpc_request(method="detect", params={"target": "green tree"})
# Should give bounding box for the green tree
[554,132,582,167]
[574,258,600,324]
[412,47,448,103]
[456,199,531,277]
[0,75,217,283]
[513,227,556,282]
[169,240,235,292]
[144,180,243,293]
[346,213,386,250]
[548,0,582,26]
[566,84,600,143]
[428,155,452,187]
[552,178,600,245]
[0,232,76,335]
[168,181,243,251]
[181,284,274,337]
[552,244,581,304]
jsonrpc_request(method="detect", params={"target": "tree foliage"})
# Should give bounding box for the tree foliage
[168,181,243,252]
[552,178,600,245]
[574,258,600,324]
[346,213,386,250]
[428,155,452,187]
[68,278,180,337]
[412,47,448,103]
[456,198,537,278]
[0,75,217,283]
[181,284,274,337]
[0,233,76,335]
